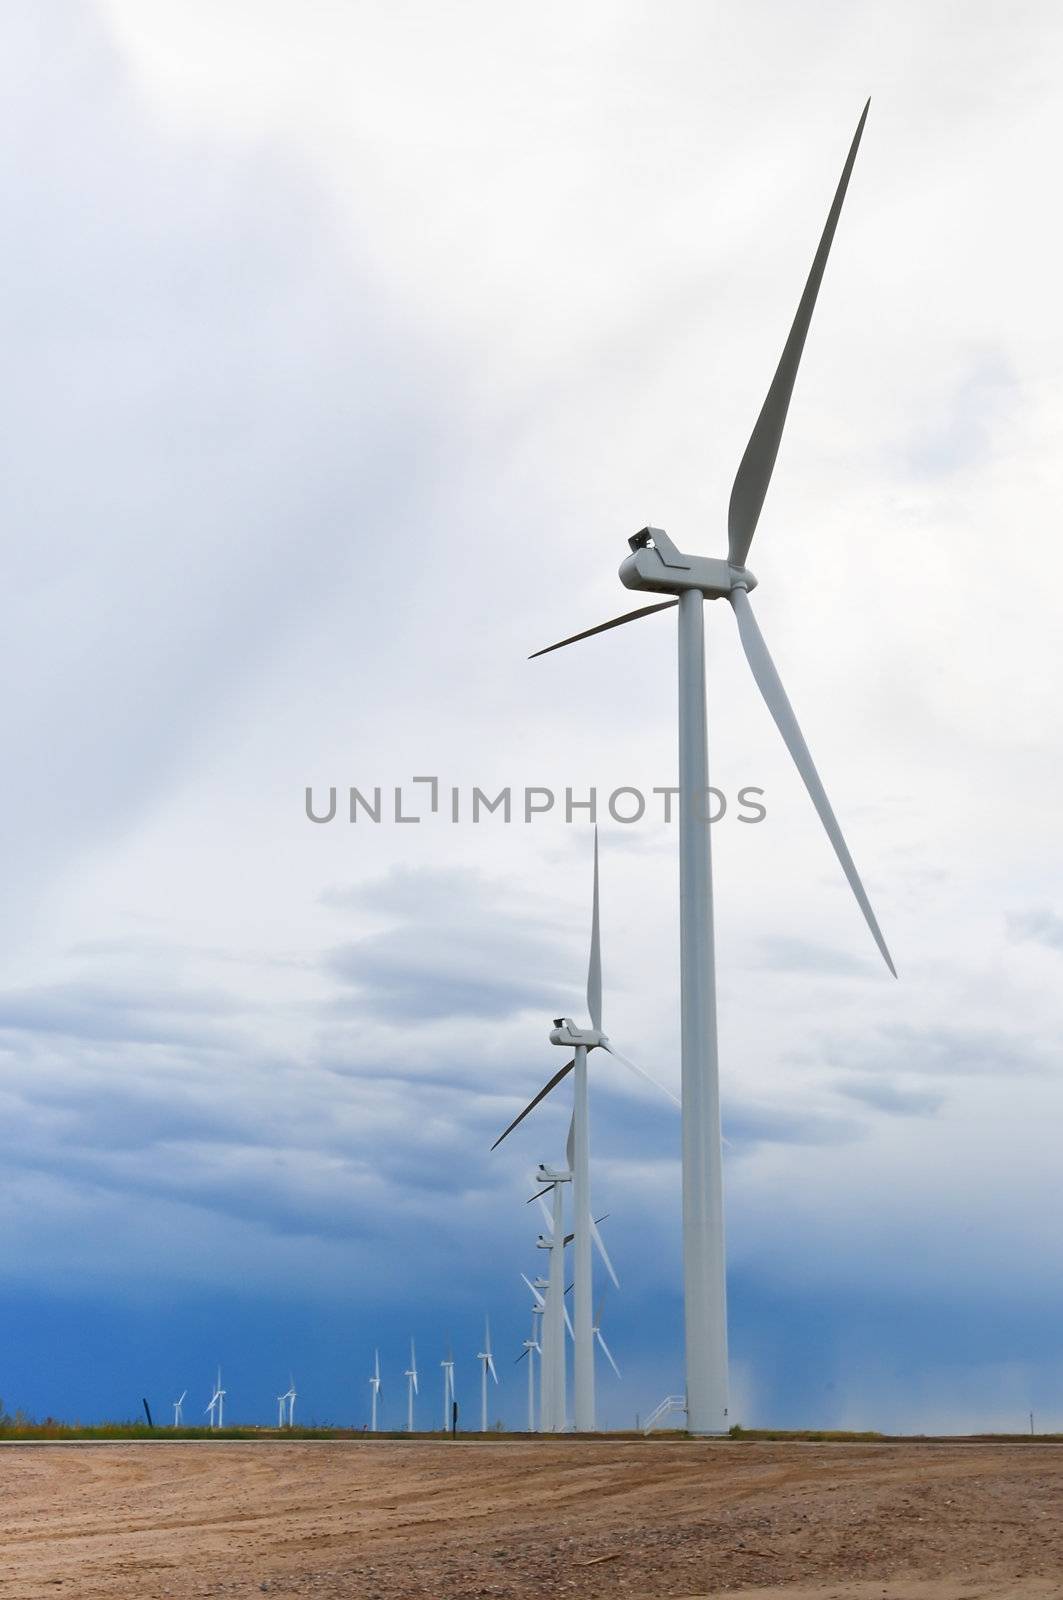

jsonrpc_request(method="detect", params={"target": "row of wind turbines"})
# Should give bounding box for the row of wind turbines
[170,1372,296,1430]
[173,103,892,1439]
[485,101,893,1435]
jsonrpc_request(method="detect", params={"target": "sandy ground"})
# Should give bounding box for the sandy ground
[2,1438,1062,1600]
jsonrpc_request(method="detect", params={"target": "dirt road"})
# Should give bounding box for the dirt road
[2,1438,1061,1599]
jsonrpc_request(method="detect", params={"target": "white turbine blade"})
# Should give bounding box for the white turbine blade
[522,1272,546,1307]
[595,1329,622,1379]
[536,1195,554,1234]
[484,1316,492,1356]
[589,1214,620,1290]
[565,1112,575,1172]
[587,826,602,1030]
[727,102,871,567]
[729,585,896,976]
[601,1041,680,1107]
[488,1355,498,1384]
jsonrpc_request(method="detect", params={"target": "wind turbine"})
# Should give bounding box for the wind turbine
[276,1391,287,1429]
[369,1349,381,1433]
[525,102,894,1434]
[493,830,675,1431]
[592,1295,621,1380]
[441,1344,456,1432]
[515,1303,541,1432]
[172,1391,186,1429]
[533,1165,569,1431]
[404,1339,419,1433]
[476,1317,498,1432]
[281,1377,296,1428]
[205,1369,224,1431]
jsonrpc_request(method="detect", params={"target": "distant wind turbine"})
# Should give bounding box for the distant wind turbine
[205,1369,224,1430]
[476,1317,498,1432]
[369,1349,381,1433]
[592,1294,621,1380]
[280,1377,296,1428]
[404,1339,419,1433]
[515,1303,541,1433]
[172,1391,186,1429]
[524,104,893,1432]
[440,1344,456,1431]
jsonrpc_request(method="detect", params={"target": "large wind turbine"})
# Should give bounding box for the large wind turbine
[476,1317,498,1432]
[528,104,893,1432]
[172,1390,186,1428]
[493,830,671,1430]
[280,1377,296,1428]
[404,1339,419,1433]
[369,1349,381,1433]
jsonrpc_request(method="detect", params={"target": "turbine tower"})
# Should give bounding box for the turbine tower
[526,102,893,1434]
[404,1339,419,1433]
[172,1390,186,1428]
[280,1377,296,1428]
[515,1303,541,1432]
[493,830,674,1430]
[476,1317,498,1432]
[369,1349,381,1433]
[441,1344,456,1431]
[534,1164,569,1431]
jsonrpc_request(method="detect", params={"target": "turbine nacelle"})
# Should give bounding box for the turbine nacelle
[549,1017,603,1048]
[619,527,757,600]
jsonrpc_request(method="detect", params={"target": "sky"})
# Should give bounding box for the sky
[2,0,1063,1432]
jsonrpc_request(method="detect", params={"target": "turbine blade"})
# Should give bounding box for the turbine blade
[730,585,896,975]
[522,1272,546,1307]
[727,101,870,567]
[529,601,678,660]
[488,1356,498,1384]
[587,826,602,1030]
[601,1041,680,1107]
[565,1112,575,1172]
[491,1060,575,1150]
[536,1195,554,1234]
[563,1303,575,1341]
[596,1330,622,1379]
[526,1184,555,1204]
[589,1214,620,1290]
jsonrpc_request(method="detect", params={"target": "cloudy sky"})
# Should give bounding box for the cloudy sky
[2,0,1062,1431]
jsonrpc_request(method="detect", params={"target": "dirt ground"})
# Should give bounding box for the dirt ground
[2,1438,1062,1600]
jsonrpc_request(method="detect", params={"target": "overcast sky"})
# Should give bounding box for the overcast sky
[2,0,1062,1431]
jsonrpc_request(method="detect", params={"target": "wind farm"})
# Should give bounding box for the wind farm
[4,1,1062,1594]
